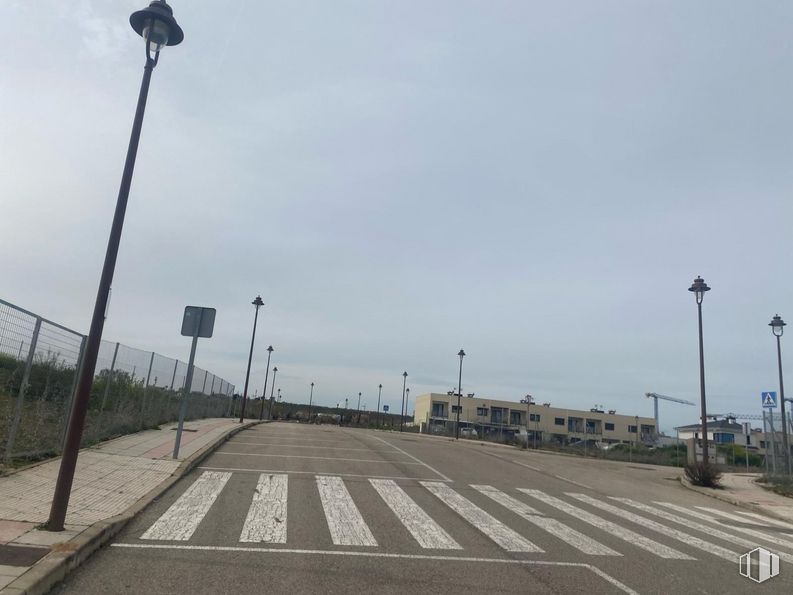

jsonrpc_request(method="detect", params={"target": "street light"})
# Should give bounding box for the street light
[376,383,383,428]
[400,371,408,432]
[240,296,265,422]
[258,346,274,420]
[688,276,711,465]
[405,388,410,428]
[308,382,315,421]
[770,314,790,474]
[522,394,533,449]
[47,0,183,532]
[455,349,465,440]
[266,366,278,420]
[357,391,362,424]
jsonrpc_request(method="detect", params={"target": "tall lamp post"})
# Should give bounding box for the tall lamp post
[689,276,711,465]
[522,394,533,449]
[400,372,408,432]
[308,382,315,421]
[240,296,265,422]
[356,391,362,424]
[376,384,383,428]
[258,346,274,420]
[266,366,278,420]
[770,314,790,474]
[47,0,184,532]
[455,349,465,440]
[405,388,410,427]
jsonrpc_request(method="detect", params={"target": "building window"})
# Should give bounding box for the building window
[491,408,504,424]
[510,411,522,425]
[476,407,488,416]
[554,417,565,426]
[604,422,615,431]
[714,432,734,444]
[760,440,767,448]
[451,405,462,413]
[529,413,540,422]
[431,403,446,417]
[628,425,637,433]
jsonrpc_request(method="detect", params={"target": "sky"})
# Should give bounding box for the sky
[2,1,792,433]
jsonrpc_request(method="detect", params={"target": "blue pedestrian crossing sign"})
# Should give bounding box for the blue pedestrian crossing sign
[383,405,390,412]
[761,391,778,408]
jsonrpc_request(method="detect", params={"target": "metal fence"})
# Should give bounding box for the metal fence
[0,297,235,465]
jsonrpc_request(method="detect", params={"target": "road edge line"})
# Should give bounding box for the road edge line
[676,475,793,524]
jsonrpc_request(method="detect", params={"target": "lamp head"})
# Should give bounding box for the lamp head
[688,276,710,304]
[130,1,183,55]
[770,314,786,337]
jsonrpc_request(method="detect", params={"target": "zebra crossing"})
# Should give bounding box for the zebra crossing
[133,470,789,566]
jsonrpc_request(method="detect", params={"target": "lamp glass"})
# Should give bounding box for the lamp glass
[143,18,170,52]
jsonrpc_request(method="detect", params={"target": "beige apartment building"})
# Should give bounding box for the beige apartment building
[414,392,656,444]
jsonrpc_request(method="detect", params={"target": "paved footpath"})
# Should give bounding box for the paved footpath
[0,417,254,592]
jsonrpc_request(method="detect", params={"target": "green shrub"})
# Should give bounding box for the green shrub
[684,462,722,488]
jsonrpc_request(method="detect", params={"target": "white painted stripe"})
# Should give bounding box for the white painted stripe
[141,471,231,541]
[110,543,637,594]
[733,511,793,531]
[472,485,619,556]
[612,498,793,565]
[421,482,542,552]
[696,505,793,541]
[214,452,421,465]
[518,489,693,560]
[231,439,369,446]
[510,461,593,490]
[239,474,287,543]
[656,502,793,552]
[370,435,452,482]
[226,442,392,452]
[370,479,461,549]
[316,475,377,546]
[567,493,736,561]
[198,466,444,482]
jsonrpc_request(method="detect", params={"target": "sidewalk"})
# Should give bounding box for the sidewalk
[682,472,793,524]
[0,417,256,593]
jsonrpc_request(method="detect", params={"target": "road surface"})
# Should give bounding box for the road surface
[55,423,791,594]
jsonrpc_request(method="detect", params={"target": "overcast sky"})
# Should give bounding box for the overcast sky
[2,1,792,432]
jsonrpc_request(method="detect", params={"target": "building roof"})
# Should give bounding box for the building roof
[675,419,744,432]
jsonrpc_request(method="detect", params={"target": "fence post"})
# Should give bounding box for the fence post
[99,342,120,413]
[140,351,155,429]
[58,335,87,451]
[4,317,42,462]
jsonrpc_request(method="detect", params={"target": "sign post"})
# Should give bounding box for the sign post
[173,306,216,459]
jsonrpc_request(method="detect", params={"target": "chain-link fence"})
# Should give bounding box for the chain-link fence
[0,298,235,466]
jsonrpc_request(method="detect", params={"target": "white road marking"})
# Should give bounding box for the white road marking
[226,442,393,452]
[370,479,461,550]
[511,461,594,490]
[198,467,436,481]
[110,544,638,594]
[141,471,231,541]
[421,482,542,552]
[518,490,693,560]
[213,452,421,465]
[316,475,378,547]
[567,493,736,561]
[696,505,793,534]
[230,439,368,447]
[612,498,793,564]
[733,510,793,531]
[472,485,619,556]
[655,502,793,552]
[239,474,288,543]
[370,435,452,482]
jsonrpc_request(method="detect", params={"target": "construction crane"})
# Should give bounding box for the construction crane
[645,392,696,434]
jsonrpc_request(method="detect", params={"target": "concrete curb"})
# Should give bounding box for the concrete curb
[1,420,260,595]
[677,475,793,524]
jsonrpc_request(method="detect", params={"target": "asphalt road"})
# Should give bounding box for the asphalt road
[55,423,791,594]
